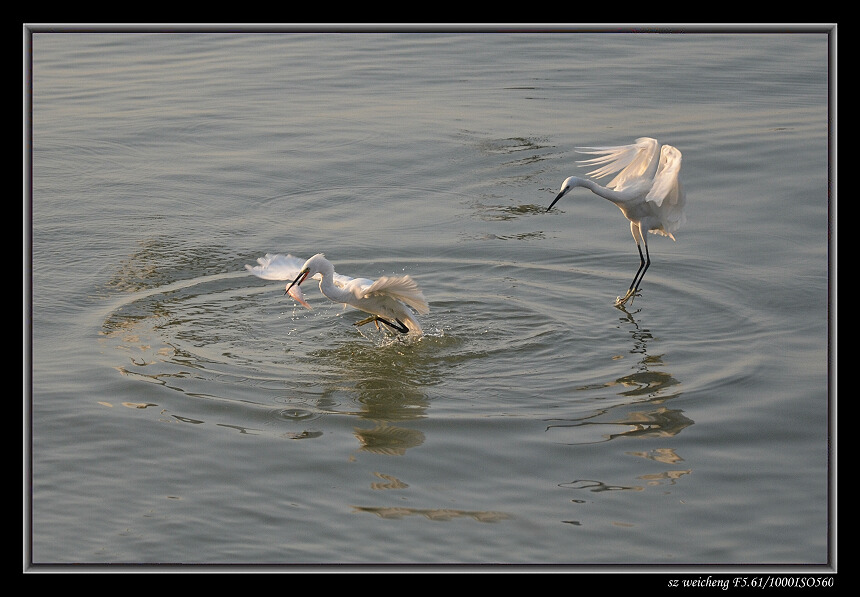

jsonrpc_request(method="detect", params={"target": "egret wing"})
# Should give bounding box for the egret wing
[361,275,430,315]
[333,273,363,289]
[647,145,687,237]
[244,253,314,308]
[244,253,306,281]
[646,145,682,206]
[576,137,659,191]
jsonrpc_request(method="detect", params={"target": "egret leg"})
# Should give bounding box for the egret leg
[354,315,409,334]
[354,315,377,328]
[381,318,409,334]
[632,242,651,294]
[616,243,650,306]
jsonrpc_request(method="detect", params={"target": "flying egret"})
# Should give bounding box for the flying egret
[546,137,686,306]
[245,253,429,335]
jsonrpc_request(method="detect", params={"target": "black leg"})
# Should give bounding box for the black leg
[627,244,647,293]
[377,317,409,334]
[354,315,409,334]
[631,243,651,293]
[616,242,651,307]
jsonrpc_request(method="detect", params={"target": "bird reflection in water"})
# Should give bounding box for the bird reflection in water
[546,305,690,443]
[551,307,692,509]
[310,340,433,456]
[353,424,425,456]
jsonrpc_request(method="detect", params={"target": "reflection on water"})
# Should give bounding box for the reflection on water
[609,307,682,398]
[460,132,556,242]
[560,459,692,501]
[637,467,692,487]
[470,202,547,222]
[97,219,691,538]
[100,249,444,455]
[628,447,684,464]
[465,199,546,241]
[471,135,551,156]
[352,505,512,523]
[369,472,408,490]
[551,308,691,517]
[96,401,158,410]
[310,338,441,455]
[547,308,688,444]
[105,305,438,452]
[353,424,425,456]
[31,30,829,564]
[561,479,644,493]
[466,133,555,179]
[548,406,692,445]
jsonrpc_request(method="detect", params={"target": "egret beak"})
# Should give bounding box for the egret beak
[285,269,309,295]
[546,188,569,212]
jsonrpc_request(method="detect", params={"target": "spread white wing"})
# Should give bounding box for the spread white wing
[244,253,307,281]
[360,275,430,314]
[244,253,317,308]
[575,137,686,237]
[576,137,660,191]
[647,144,687,236]
[245,253,353,286]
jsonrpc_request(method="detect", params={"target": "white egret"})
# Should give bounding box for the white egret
[546,137,686,306]
[245,253,429,335]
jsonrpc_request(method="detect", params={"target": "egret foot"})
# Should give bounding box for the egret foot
[354,315,409,334]
[354,315,377,328]
[614,288,641,307]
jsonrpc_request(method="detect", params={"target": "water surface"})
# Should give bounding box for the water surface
[28,29,833,569]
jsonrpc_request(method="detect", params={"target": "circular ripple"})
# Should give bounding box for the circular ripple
[268,407,321,423]
[97,222,769,434]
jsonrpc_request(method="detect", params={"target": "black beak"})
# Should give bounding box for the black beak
[285,270,308,295]
[546,189,567,212]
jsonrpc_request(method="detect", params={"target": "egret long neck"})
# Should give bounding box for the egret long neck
[317,274,352,303]
[572,177,635,205]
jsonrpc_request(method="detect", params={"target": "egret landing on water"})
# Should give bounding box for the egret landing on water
[546,137,687,307]
[245,253,429,335]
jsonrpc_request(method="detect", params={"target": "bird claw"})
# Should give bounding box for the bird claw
[354,315,376,328]
[614,289,641,307]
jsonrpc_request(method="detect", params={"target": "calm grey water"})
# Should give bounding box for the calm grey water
[28,29,833,569]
